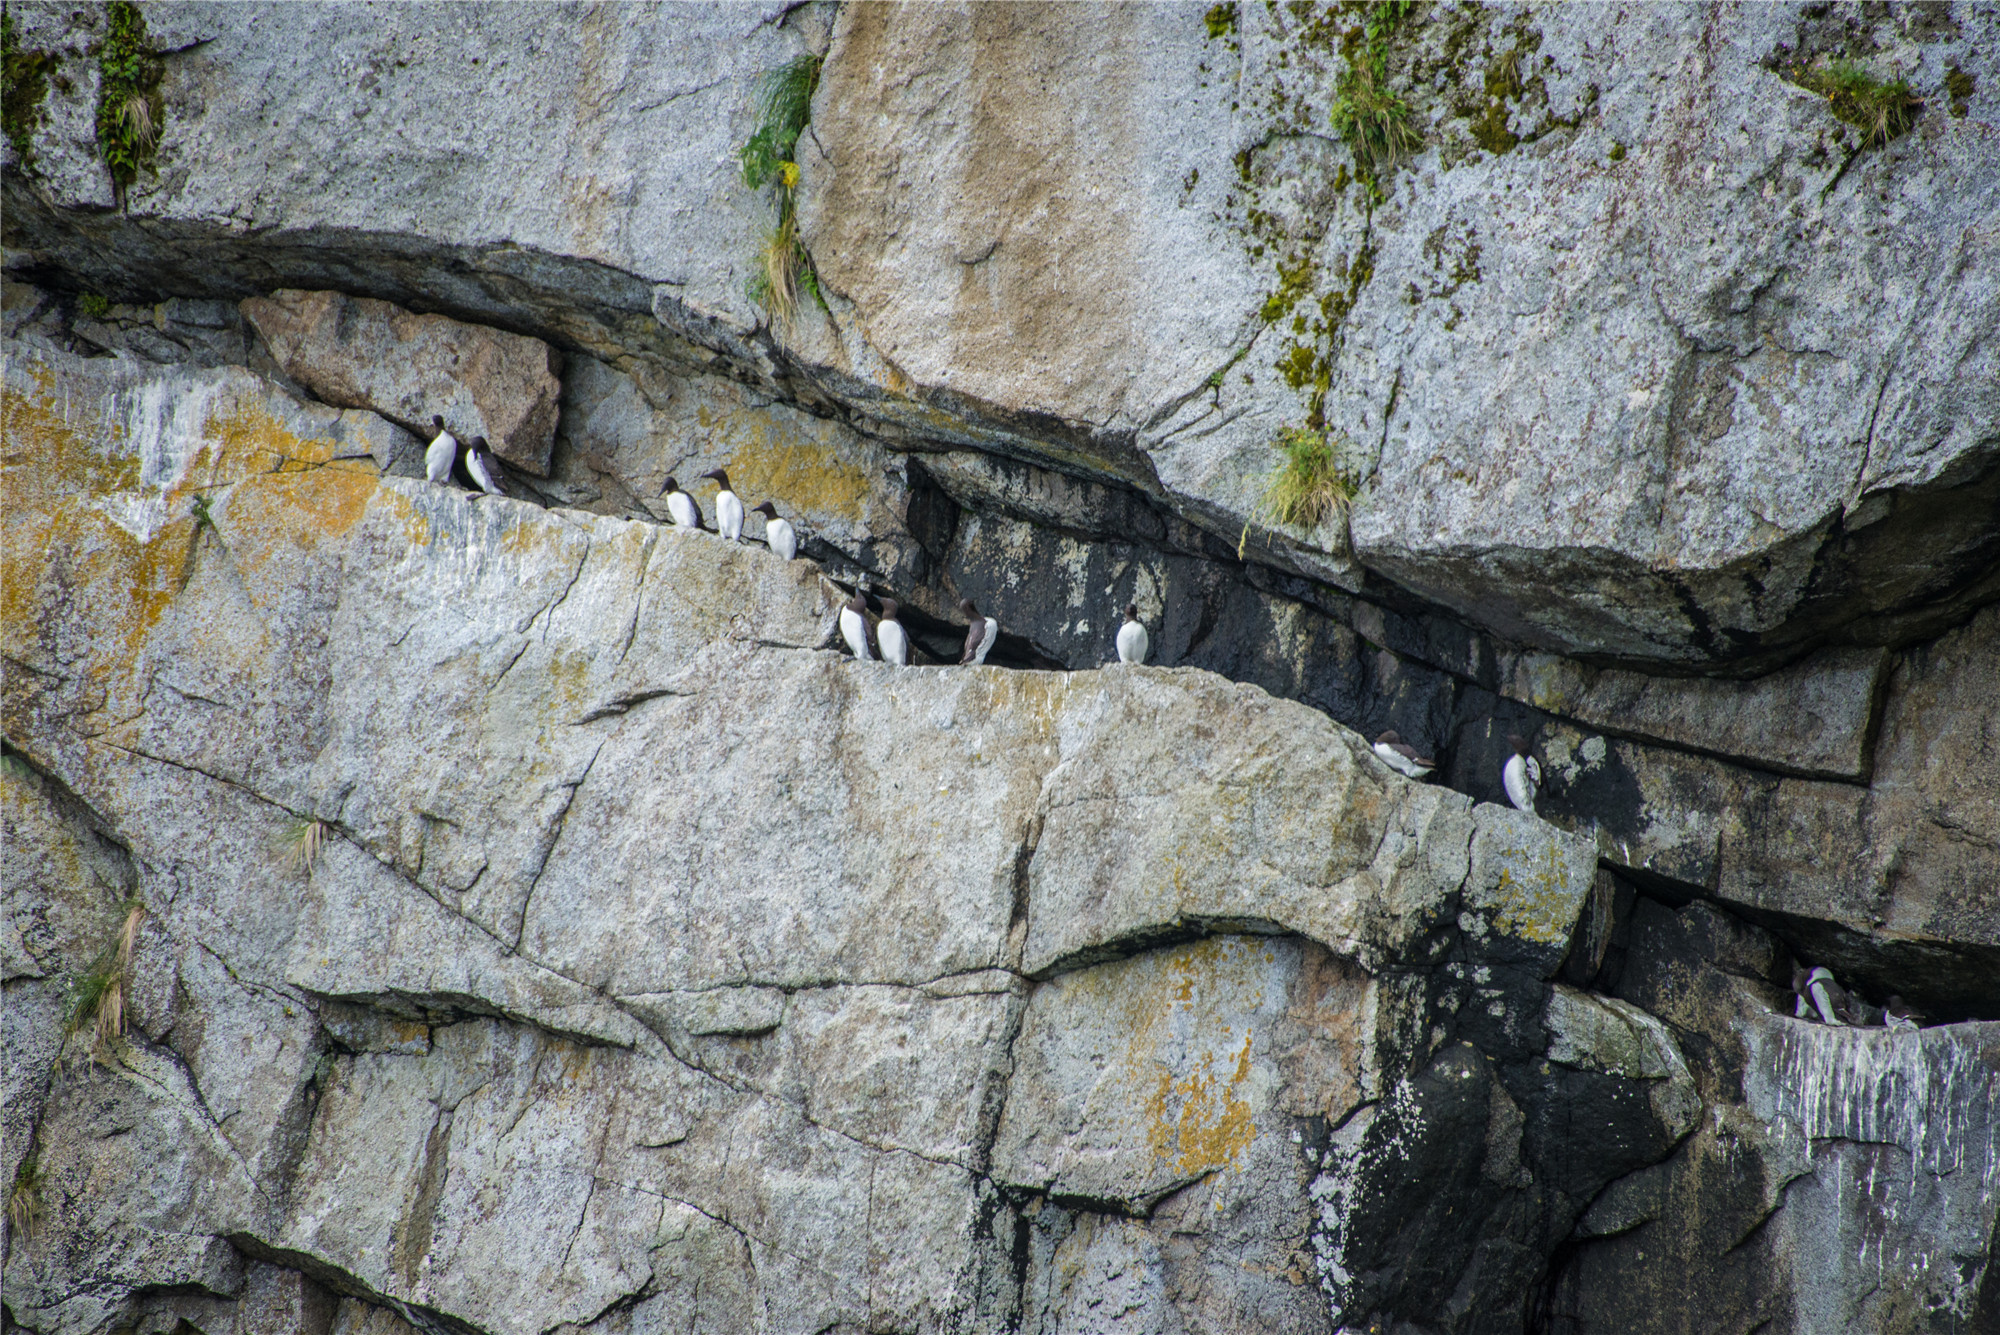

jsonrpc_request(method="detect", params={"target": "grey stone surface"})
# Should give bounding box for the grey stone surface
[5,3,1998,1330]
[7,2,1993,665]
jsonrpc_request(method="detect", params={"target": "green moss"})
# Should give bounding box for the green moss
[95,0,163,191]
[1608,140,1626,161]
[1204,3,1238,40]
[1944,63,1974,119]
[77,292,110,319]
[1791,58,1922,149]
[2,8,56,167]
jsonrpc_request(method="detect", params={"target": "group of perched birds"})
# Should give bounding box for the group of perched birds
[1792,964,1922,1031]
[838,593,1151,669]
[1373,729,1543,814]
[425,416,508,495]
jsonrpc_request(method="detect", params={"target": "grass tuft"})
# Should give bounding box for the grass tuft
[739,54,826,332]
[1330,1,1420,196]
[7,1149,44,1245]
[1794,59,1921,149]
[1264,426,1359,530]
[78,292,110,320]
[1241,426,1361,558]
[66,900,145,1066]
[279,817,328,872]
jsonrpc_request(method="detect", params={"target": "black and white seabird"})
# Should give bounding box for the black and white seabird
[1502,733,1541,814]
[959,599,998,666]
[877,597,909,667]
[840,590,875,661]
[1884,995,1920,1032]
[1372,730,1435,779]
[465,436,506,496]
[1116,604,1149,664]
[658,476,704,530]
[752,501,797,560]
[424,416,459,485]
[703,468,744,541]
[1838,990,1884,1027]
[1791,965,1817,1020]
[1803,965,1848,1026]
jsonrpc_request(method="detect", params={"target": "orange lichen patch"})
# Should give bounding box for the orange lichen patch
[202,399,338,477]
[695,404,872,523]
[1138,941,1260,1178]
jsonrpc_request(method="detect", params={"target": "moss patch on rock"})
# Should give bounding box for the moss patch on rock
[2,8,57,167]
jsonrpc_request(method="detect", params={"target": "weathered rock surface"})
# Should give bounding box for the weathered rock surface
[5,1,1993,667]
[4,2,1997,1331]
[242,289,562,476]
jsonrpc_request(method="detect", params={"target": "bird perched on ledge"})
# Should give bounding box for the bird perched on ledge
[1793,964,1849,1026]
[424,415,458,485]
[658,476,704,530]
[752,501,796,560]
[1503,733,1541,813]
[466,437,506,496]
[876,598,909,667]
[960,599,998,666]
[703,468,744,541]
[1116,604,1149,664]
[1884,995,1921,1031]
[840,590,874,661]
[1372,730,1434,779]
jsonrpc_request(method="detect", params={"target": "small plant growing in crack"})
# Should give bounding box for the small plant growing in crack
[279,816,328,872]
[95,0,163,198]
[1794,59,1922,148]
[65,899,146,1066]
[1242,425,1361,558]
[739,53,825,331]
[1330,0,1422,202]
[191,494,217,533]
[7,1146,45,1245]
[77,292,111,321]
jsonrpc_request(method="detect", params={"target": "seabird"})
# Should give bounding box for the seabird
[658,476,704,530]
[703,468,744,541]
[1804,965,1848,1026]
[465,437,506,496]
[840,590,875,661]
[959,599,998,666]
[1116,604,1149,664]
[1791,965,1817,1020]
[1838,991,1884,1027]
[1502,733,1541,814]
[1884,995,1920,1032]
[876,597,909,667]
[752,501,796,560]
[1372,730,1435,779]
[424,416,459,485]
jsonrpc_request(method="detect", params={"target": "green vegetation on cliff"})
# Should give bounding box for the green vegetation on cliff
[740,53,824,328]
[2,7,56,167]
[95,0,163,191]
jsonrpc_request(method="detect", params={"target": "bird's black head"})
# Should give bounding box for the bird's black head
[880,597,900,621]
[1377,729,1403,746]
[845,590,870,615]
[431,415,445,429]
[471,436,490,454]
[659,475,679,497]
[1124,604,1139,620]
[752,501,778,519]
[959,598,979,618]
[701,468,731,489]
[1508,732,1531,756]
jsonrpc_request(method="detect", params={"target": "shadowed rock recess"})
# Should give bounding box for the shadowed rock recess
[3,3,1995,1334]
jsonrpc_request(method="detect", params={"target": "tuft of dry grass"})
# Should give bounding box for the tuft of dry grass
[66,900,145,1066]
[1240,427,1361,558]
[280,817,328,872]
[118,91,155,151]
[7,1150,44,1246]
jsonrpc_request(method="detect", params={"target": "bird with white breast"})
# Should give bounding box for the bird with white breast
[704,468,744,541]
[1116,604,1149,664]
[752,501,796,560]
[1502,733,1541,813]
[959,599,998,666]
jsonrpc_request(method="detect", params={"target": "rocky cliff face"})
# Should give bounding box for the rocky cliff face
[4,3,1996,1334]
